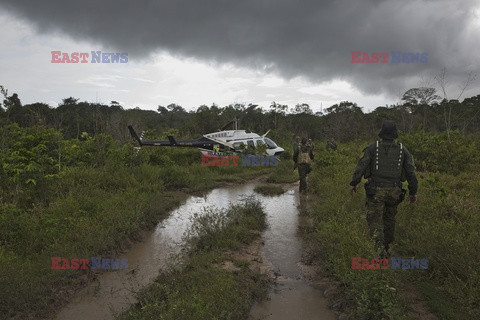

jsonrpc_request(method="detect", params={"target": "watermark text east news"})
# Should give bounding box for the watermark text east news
[351,51,428,63]
[351,257,429,269]
[51,51,128,63]
[201,154,279,167]
[51,257,128,270]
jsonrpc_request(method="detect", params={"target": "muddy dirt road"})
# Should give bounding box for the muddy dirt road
[54,183,335,320]
[249,188,336,320]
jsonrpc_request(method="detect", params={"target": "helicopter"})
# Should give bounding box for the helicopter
[128,119,285,156]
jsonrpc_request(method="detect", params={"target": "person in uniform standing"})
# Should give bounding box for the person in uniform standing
[293,135,301,153]
[294,137,314,193]
[349,120,418,257]
[326,138,337,151]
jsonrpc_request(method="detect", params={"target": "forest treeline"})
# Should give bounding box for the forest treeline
[1,84,479,209]
[1,84,480,319]
[1,85,480,142]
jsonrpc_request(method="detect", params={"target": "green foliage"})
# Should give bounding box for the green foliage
[0,163,185,318]
[401,87,441,106]
[120,198,269,320]
[61,134,115,168]
[266,159,298,183]
[0,123,61,206]
[141,147,200,167]
[120,259,267,320]
[401,131,479,174]
[254,184,285,196]
[1,88,480,319]
[0,123,278,318]
[306,141,480,319]
[395,169,480,318]
[185,197,266,252]
[305,146,404,318]
[416,281,472,320]
[2,86,480,143]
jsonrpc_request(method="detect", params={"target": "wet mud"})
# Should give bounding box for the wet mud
[54,183,335,320]
[249,189,336,320]
[55,184,260,319]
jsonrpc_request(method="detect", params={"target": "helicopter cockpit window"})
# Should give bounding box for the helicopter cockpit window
[264,138,278,149]
[233,142,244,149]
[256,140,265,146]
[247,140,255,148]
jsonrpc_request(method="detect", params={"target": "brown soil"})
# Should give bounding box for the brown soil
[220,231,277,281]
[401,283,438,320]
[46,178,270,319]
[42,192,190,319]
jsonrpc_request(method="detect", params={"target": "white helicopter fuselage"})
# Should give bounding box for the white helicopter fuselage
[200,130,285,156]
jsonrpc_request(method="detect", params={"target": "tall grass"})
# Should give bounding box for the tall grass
[305,136,480,319]
[254,184,285,196]
[0,145,275,319]
[119,197,269,320]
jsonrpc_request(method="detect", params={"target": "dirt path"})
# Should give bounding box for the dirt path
[53,182,339,320]
[249,187,337,320]
[52,182,267,319]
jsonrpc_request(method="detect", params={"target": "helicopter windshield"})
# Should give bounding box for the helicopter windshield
[264,138,278,149]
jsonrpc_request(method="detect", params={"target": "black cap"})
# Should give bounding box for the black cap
[378,120,398,140]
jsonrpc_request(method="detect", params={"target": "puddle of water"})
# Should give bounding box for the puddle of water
[249,191,337,320]
[54,184,258,320]
[54,183,335,320]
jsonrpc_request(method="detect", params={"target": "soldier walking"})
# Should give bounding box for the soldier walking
[293,135,301,154]
[294,137,314,193]
[349,120,418,257]
[326,138,337,151]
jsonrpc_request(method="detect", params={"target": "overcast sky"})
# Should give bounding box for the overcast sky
[0,0,479,113]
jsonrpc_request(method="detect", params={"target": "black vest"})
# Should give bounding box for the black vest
[371,140,403,183]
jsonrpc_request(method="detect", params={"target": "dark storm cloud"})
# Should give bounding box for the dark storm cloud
[2,0,479,100]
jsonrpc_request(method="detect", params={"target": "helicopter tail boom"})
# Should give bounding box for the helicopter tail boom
[167,136,177,146]
[128,125,143,145]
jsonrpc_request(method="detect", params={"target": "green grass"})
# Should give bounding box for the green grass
[254,184,285,196]
[4,132,478,319]
[303,142,480,319]
[266,160,298,183]
[118,197,269,320]
[0,165,186,319]
[416,281,472,320]
[0,153,275,319]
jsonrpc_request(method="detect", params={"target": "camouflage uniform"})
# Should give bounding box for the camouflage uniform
[326,139,337,151]
[294,139,314,193]
[307,139,315,150]
[293,136,301,154]
[350,121,418,254]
